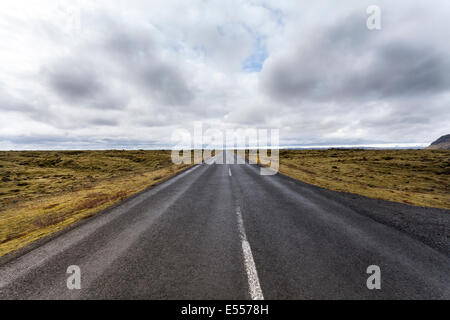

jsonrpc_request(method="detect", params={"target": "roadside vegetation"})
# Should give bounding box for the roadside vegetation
[0,150,194,257]
[258,149,449,209]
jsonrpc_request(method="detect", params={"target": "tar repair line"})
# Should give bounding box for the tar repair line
[236,204,264,300]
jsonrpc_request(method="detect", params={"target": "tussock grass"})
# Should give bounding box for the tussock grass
[0,150,193,257]
[258,149,449,209]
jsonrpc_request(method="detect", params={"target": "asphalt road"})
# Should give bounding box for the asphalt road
[0,151,449,299]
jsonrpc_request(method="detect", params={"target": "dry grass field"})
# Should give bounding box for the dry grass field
[244,149,449,209]
[0,150,193,257]
[275,149,449,209]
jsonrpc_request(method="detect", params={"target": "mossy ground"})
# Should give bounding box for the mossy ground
[276,149,449,209]
[0,150,193,257]
[248,149,449,209]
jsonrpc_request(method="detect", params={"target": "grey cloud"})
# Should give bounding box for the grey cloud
[102,26,195,106]
[106,29,155,61]
[44,57,129,110]
[43,15,194,112]
[45,60,102,102]
[77,13,195,109]
[353,43,450,98]
[2,134,81,146]
[0,86,55,123]
[138,63,194,106]
[262,12,450,103]
[0,93,34,113]
[0,84,46,114]
[89,117,119,126]
[1,134,161,150]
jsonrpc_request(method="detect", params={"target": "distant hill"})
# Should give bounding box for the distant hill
[427,134,450,150]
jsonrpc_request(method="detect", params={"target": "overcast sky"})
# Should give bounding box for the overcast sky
[1,0,449,149]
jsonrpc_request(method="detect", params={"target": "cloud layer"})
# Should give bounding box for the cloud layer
[0,0,449,149]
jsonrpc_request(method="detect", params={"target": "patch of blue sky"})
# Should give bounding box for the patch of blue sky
[258,3,285,28]
[242,36,268,72]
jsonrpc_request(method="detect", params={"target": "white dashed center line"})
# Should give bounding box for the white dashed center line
[236,204,264,300]
[229,168,232,176]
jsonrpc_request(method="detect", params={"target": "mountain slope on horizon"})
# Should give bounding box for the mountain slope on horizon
[427,134,450,150]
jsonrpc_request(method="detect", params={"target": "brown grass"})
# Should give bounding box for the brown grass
[254,149,450,209]
[0,150,201,257]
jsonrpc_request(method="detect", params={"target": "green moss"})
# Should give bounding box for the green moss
[0,150,196,257]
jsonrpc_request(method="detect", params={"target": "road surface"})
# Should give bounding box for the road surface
[0,152,449,299]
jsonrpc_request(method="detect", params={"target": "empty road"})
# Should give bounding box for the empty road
[0,152,449,299]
